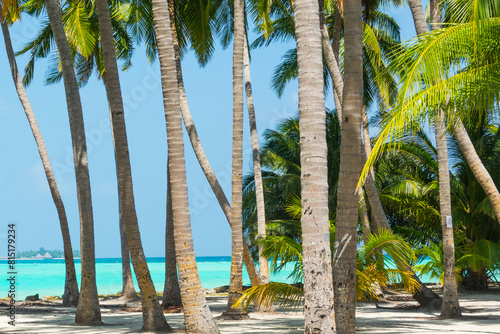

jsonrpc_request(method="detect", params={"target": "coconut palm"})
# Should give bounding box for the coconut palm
[94,0,169,329]
[17,0,137,301]
[150,0,220,331]
[364,0,500,318]
[0,3,78,307]
[162,167,182,309]
[244,30,270,295]
[127,0,263,287]
[44,0,101,325]
[293,0,335,331]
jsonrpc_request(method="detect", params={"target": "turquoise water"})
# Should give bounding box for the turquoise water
[1,257,296,300]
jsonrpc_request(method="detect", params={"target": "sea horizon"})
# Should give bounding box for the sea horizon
[0,256,294,300]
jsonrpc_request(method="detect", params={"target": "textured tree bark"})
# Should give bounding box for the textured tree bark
[454,121,500,223]
[167,0,261,286]
[44,0,101,324]
[434,112,462,318]
[294,0,336,332]
[319,3,343,123]
[118,219,136,300]
[332,0,364,332]
[1,18,79,307]
[223,0,247,318]
[151,0,220,331]
[243,37,270,287]
[429,0,461,318]
[162,168,182,309]
[95,0,169,330]
[408,0,428,36]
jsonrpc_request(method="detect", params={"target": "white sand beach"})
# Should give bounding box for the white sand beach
[1,288,499,333]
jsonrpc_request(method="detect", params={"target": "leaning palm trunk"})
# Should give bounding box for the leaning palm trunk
[118,219,136,300]
[151,0,220,332]
[1,18,79,307]
[44,0,101,324]
[223,0,246,317]
[332,0,364,332]
[95,0,169,329]
[243,36,270,287]
[166,0,261,287]
[162,167,182,309]
[319,6,343,123]
[293,0,336,332]
[454,121,500,223]
[429,0,461,318]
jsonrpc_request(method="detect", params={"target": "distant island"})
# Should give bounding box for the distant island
[17,247,80,259]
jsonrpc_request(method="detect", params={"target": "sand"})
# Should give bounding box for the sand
[1,289,499,333]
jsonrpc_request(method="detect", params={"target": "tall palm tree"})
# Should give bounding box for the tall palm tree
[362,0,500,319]
[162,167,182,309]
[223,0,247,318]
[94,0,170,329]
[244,30,270,294]
[0,6,78,307]
[127,0,262,287]
[332,0,364,331]
[293,0,335,332]
[428,0,461,313]
[251,0,441,308]
[17,0,137,302]
[150,0,220,331]
[44,0,101,325]
[366,0,500,318]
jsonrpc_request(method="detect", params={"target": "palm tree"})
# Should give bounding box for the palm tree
[17,0,137,302]
[0,5,78,307]
[243,30,270,296]
[332,0,364,331]
[222,0,247,318]
[94,0,169,329]
[293,0,335,331]
[364,0,500,318]
[429,0,461,317]
[44,0,101,325]
[127,0,262,287]
[150,0,220,331]
[162,168,182,309]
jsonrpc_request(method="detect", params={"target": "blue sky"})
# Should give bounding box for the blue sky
[0,3,423,258]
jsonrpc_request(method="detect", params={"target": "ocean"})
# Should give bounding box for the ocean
[1,257,296,300]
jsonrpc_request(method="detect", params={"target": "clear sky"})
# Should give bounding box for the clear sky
[0,3,424,258]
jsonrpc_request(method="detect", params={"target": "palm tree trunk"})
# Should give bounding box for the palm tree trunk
[151,0,220,331]
[408,0,428,36]
[45,0,101,325]
[434,112,462,318]
[95,0,170,330]
[454,121,500,223]
[119,220,136,300]
[429,0,460,316]
[332,0,364,332]
[223,0,246,317]
[293,0,336,332]
[319,3,343,123]
[429,0,461,318]
[0,18,79,307]
[162,167,182,309]
[167,0,261,287]
[243,35,269,287]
